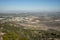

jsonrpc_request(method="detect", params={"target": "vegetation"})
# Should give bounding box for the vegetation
[0,22,60,40]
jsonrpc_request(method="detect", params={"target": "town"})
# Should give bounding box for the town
[0,13,60,40]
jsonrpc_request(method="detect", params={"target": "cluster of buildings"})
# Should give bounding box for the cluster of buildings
[7,16,40,24]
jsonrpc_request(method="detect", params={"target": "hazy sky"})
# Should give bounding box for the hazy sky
[0,0,60,12]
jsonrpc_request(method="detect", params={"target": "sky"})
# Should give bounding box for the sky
[0,0,60,13]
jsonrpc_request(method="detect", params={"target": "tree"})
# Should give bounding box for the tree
[3,32,18,40]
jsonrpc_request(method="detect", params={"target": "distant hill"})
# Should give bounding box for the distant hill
[0,12,60,17]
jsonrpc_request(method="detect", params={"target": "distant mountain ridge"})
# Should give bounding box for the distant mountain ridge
[0,12,60,17]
